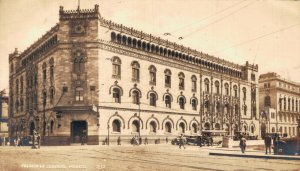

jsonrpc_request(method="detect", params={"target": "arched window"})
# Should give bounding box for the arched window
[296,99,298,112]
[272,127,275,133]
[284,97,286,110]
[132,120,140,132]
[149,93,156,106]
[264,96,271,107]
[111,32,116,42]
[164,69,172,88]
[216,101,221,113]
[292,98,294,111]
[132,90,140,104]
[179,122,185,133]
[15,79,19,95]
[42,62,47,82]
[192,99,197,110]
[224,103,229,114]
[224,83,229,96]
[112,56,121,79]
[215,81,220,94]
[74,57,85,73]
[50,58,54,81]
[150,121,157,133]
[204,79,209,92]
[149,65,156,85]
[42,91,47,105]
[288,98,290,111]
[112,119,121,132]
[50,87,55,104]
[215,123,221,130]
[179,97,185,109]
[192,123,197,133]
[20,76,23,94]
[165,122,171,133]
[131,61,140,82]
[191,75,197,92]
[165,95,171,108]
[75,87,83,102]
[117,34,122,43]
[50,120,54,133]
[242,87,246,100]
[178,72,185,90]
[113,88,121,103]
[233,85,238,97]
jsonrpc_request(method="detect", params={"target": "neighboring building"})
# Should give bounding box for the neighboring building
[259,72,300,138]
[8,5,259,145]
[0,95,9,138]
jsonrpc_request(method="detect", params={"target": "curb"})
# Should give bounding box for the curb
[209,152,300,160]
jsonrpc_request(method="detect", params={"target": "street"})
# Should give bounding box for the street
[0,145,299,171]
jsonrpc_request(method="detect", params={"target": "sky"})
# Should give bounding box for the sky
[0,0,300,93]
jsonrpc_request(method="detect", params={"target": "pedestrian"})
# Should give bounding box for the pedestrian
[179,134,186,149]
[166,137,168,144]
[37,134,41,149]
[264,134,272,154]
[117,136,121,145]
[144,137,148,145]
[239,136,246,153]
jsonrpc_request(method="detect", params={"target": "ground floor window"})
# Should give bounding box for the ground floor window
[112,119,121,132]
[165,122,171,133]
[132,120,140,133]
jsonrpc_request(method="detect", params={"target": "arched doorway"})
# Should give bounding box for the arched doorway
[112,119,121,132]
[179,122,185,134]
[29,122,35,135]
[149,121,157,133]
[192,123,197,133]
[261,123,267,139]
[132,120,140,133]
[165,122,171,133]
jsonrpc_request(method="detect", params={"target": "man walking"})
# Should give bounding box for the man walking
[265,134,272,154]
[239,136,246,153]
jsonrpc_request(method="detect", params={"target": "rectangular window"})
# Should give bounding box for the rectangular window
[75,89,83,102]
[113,64,121,78]
[132,68,139,81]
[43,69,47,82]
[165,75,171,87]
[50,66,54,80]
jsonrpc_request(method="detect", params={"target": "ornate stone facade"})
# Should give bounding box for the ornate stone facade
[259,72,300,138]
[8,5,259,145]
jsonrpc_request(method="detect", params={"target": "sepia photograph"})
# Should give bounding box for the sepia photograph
[0,0,300,170]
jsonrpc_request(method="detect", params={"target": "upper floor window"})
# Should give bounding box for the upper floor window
[75,87,83,102]
[179,97,185,109]
[164,69,171,88]
[74,58,85,74]
[113,88,121,103]
[292,99,294,111]
[284,97,286,110]
[215,81,220,94]
[42,91,47,105]
[42,62,47,82]
[288,98,290,111]
[50,87,55,104]
[132,90,140,104]
[149,93,157,106]
[178,72,185,90]
[16,79,19,95]
[112,56,121,79]
[49,58,54,81]
[296,99,298,112]
[191,75,197,92]
[224,83,229,95]
[233,85,238,97]
[131,61,140,82]
[165,95,171,108]
[204,78,210,92]
[264,96,271,107]
[20,77,23,94]
[149,65,157,85]
[191,98,197,110]
[242,87,246,100]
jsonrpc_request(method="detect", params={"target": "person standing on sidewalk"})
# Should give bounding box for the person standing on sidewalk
[239,136,246,153]
[264,134,272,154]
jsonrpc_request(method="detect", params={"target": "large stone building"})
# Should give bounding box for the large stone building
[259,72,300,138]
[8,5,259,145]
[0,95,9,138]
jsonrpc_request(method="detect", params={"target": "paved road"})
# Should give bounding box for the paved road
[0,145,299,171]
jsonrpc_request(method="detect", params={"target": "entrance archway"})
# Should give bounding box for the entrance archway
[71,121,87,143]
[204,122,210,130]
[179,122,185,134]
[29,122,35,135]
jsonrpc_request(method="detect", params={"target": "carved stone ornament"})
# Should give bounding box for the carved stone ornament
[70,20,87,35]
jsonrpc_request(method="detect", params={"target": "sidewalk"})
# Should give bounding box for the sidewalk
[208,147,300,160]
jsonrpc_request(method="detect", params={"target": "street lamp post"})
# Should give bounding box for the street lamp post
[107,124,110,146]
[138,102,141,138]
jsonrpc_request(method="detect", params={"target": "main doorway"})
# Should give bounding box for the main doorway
[71,121,87,143]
